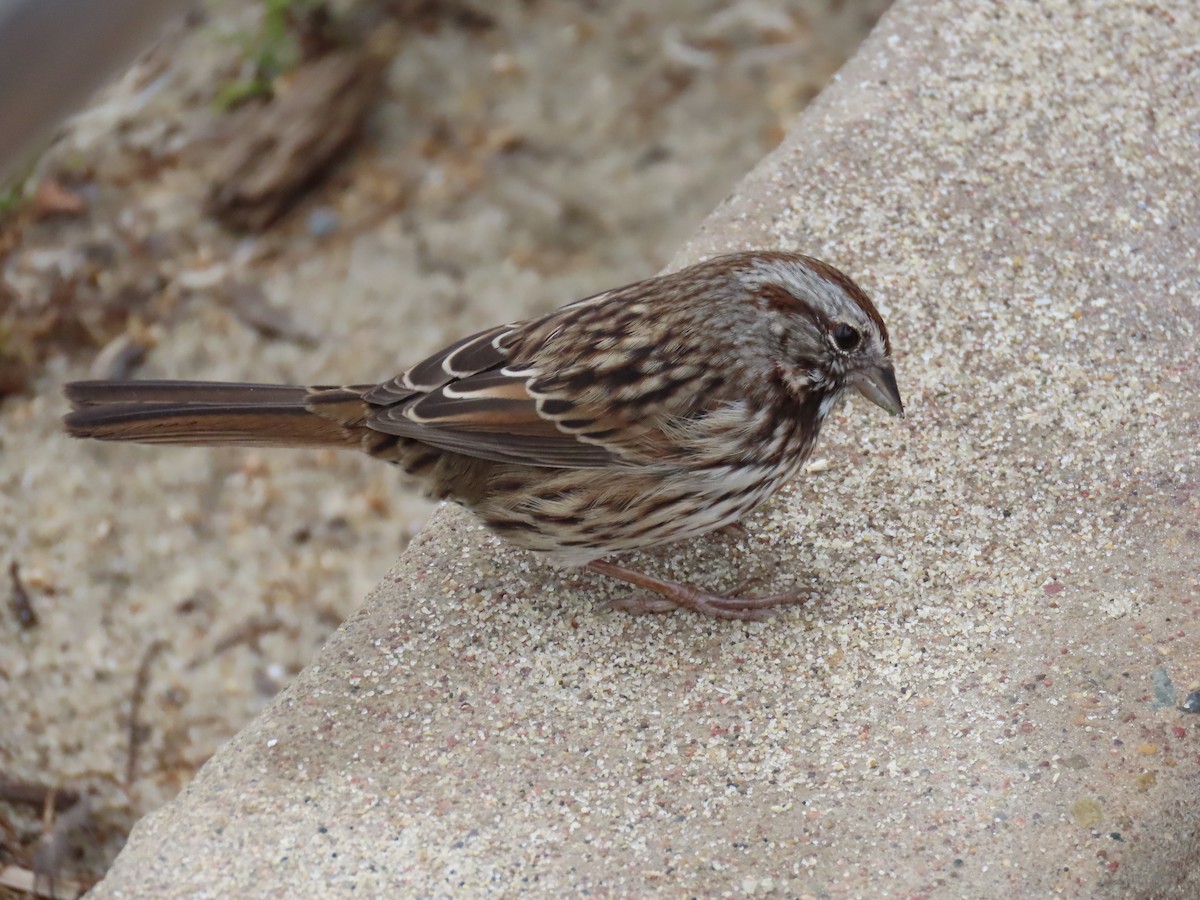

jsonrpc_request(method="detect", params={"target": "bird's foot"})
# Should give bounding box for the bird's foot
[587,559,804,621]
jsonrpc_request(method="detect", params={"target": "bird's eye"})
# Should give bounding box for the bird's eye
[832,323,861,351]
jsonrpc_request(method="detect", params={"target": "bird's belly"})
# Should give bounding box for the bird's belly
[478,461,802,567]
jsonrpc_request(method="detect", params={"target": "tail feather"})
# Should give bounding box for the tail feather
[65,380,313,408]
[63,380,366,449]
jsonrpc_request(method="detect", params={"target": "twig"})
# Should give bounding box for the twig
[125,640,167,787]
[8,560,39,628]
[0,776,79,811]
[188,616,286,670]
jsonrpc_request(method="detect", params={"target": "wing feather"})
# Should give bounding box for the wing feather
[357,275,731,470]
[363,324,512,404]
[366,368,619,467]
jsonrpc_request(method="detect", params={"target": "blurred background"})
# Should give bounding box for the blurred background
[0,0,890,892]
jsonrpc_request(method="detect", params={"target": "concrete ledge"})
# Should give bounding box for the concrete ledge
[93,0,1200,896]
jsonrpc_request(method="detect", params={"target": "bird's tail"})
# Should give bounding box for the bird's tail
[63,380,372,449]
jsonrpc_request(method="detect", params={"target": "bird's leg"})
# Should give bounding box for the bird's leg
[587,559,805,621]
[714,521,750,541]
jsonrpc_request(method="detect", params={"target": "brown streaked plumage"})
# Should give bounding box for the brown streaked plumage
[64,251,902,620]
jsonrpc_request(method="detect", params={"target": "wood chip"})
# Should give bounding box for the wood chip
[205,48,388,231]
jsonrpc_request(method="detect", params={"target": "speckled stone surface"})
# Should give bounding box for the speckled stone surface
[92,0,1200,896]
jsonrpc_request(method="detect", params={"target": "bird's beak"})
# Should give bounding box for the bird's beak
[852,362,904,417]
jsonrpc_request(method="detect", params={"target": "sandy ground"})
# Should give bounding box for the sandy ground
[0,0,888,885]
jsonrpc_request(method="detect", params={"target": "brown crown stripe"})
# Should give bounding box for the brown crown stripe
[799,255,891,355]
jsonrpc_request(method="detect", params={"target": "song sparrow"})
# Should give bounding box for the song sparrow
[64,251,902,620]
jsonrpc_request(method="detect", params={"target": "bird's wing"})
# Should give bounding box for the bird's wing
[361,285,727,469]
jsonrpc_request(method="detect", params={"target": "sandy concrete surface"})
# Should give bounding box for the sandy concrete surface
[39,0,1200,895]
